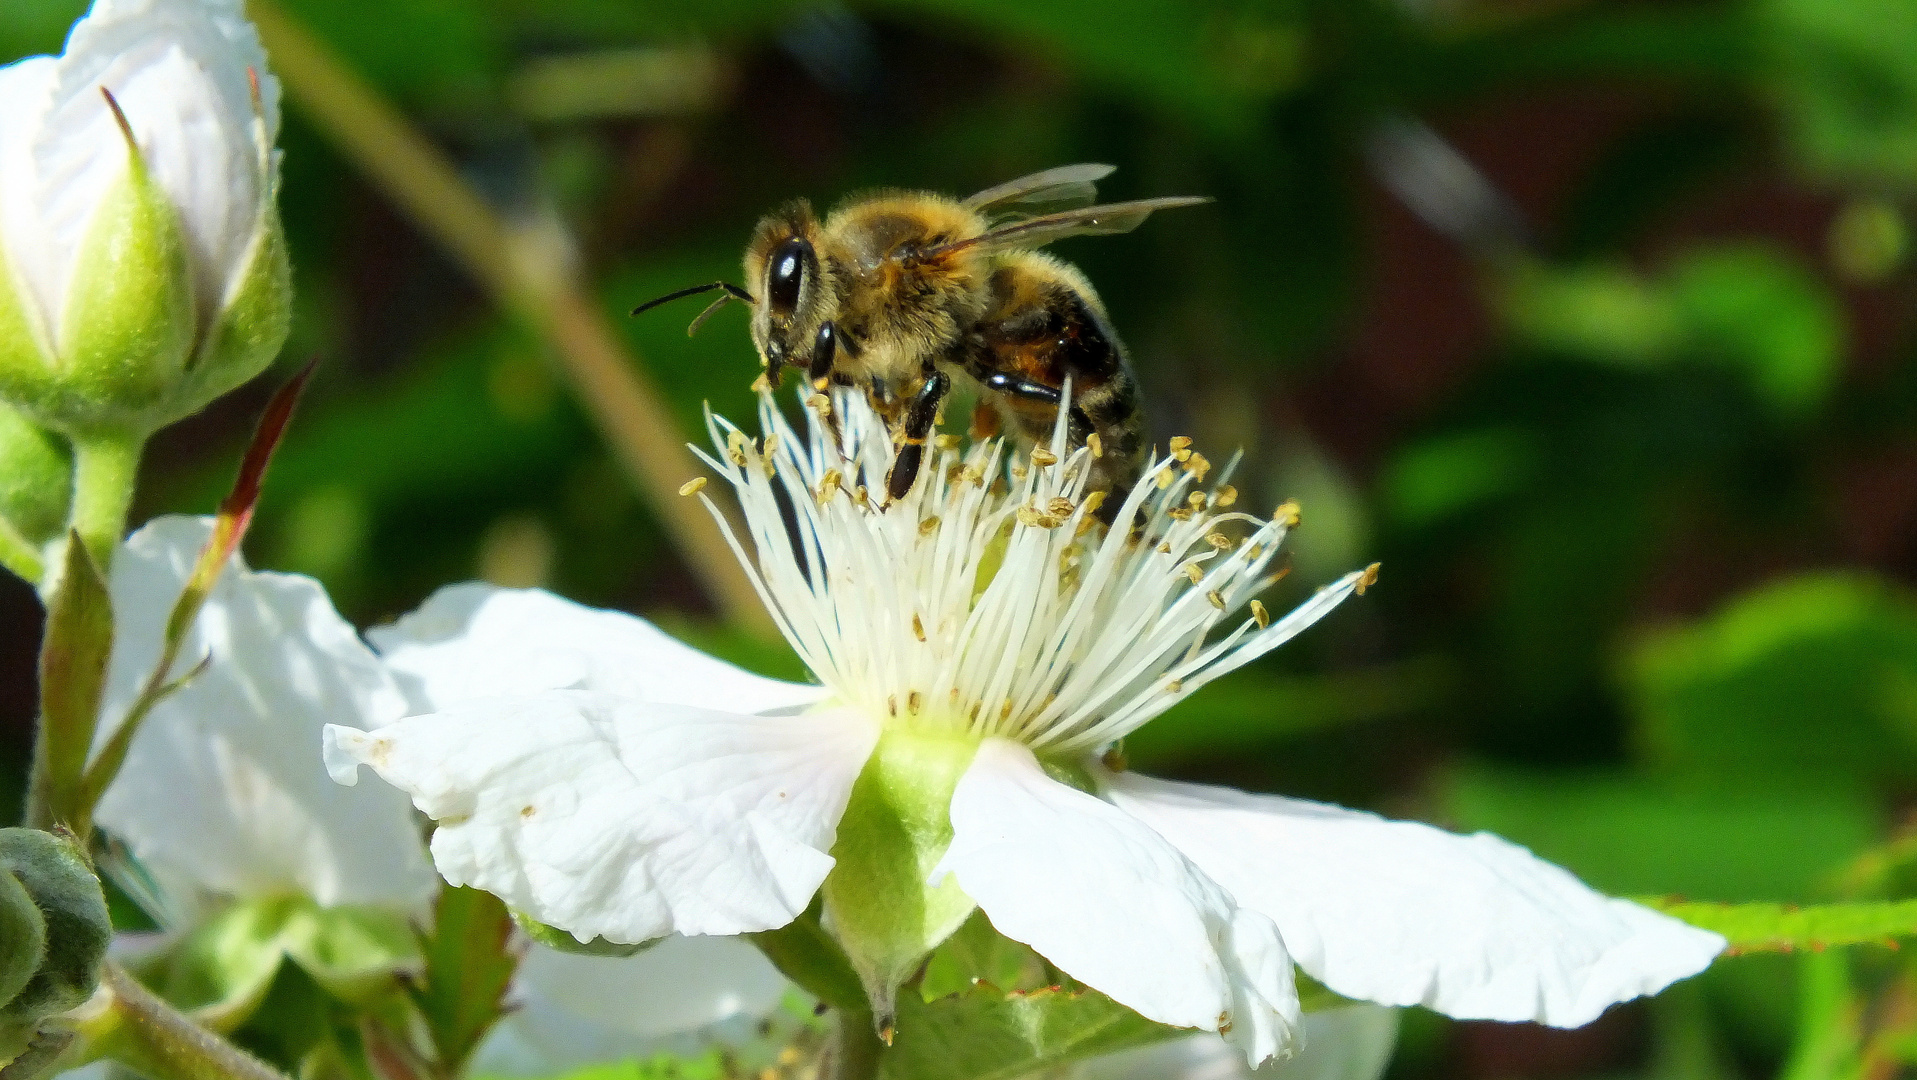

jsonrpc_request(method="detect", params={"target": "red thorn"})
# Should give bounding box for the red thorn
[1888,938,1902,952]
[1811,940,1826,953]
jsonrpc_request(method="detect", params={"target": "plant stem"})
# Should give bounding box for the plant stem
[832,1010,886,1080]
[69,435,141,571]
[248,0,776,639]
[99,964,290,1080]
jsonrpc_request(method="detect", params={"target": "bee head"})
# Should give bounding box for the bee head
[745,200,835,375]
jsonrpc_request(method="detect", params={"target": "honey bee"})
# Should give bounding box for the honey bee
[633,165,1207,513]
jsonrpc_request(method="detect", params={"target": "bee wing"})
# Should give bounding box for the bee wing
[961,163,1116,219]
[921,196,1212,259]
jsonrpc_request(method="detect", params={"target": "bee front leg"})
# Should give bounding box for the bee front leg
[885,371,951,504]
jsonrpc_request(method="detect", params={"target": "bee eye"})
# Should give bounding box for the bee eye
[767,237,810,314]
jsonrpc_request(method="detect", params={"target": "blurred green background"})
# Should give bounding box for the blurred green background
[7,0,1917,1076]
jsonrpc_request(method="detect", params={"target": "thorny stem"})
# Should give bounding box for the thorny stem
[98,964,291,1080]
[248,0,776,638]
[69,435,141,572]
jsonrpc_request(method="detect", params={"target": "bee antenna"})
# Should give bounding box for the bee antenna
[630,281,756,319]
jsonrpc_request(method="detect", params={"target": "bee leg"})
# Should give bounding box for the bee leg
[978,372,1095,434]
[808,321,838,391]
[885,371,951,504]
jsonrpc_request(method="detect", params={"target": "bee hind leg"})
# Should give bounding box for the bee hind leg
[885,372,951,505]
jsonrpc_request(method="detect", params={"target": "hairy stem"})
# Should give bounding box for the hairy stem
[249,0,775,638]
[68,435,141,571]
[832,1009,886,1080]
[100,964,290,1080]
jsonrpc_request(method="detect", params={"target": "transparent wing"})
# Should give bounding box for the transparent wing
[961,163,1117,219]
[922,196,1212,260]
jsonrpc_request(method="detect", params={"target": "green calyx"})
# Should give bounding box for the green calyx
[0,828,110,1024]
[823,726,982,1033]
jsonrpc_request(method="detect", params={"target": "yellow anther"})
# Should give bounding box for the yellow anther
[677,477,708,497]
[1215,484,1238,508]
[1184,563,1204,584]
[1166,677,1184,693]
[1168,435,1192,456]
[807,393,832,415]
[908,691,923,715]
[1168,507,1193,521]
[1188,491,1207,510]
[1031,447,1059,467]
[750,372,772,394]
[912,614,926,642]
[1185,452,1211,481]
[1157,541,1173,554]
[1102,745,1128,772]
[919,515,941,537]
[961,465,985,487]
[1206,589,1225,610]
[853,484,869,507]
[1012,465,1029,481]
[1076,516,1097,537]
[727,429,750,467]
[1155,468,1175,490]
[1273,499,1302,528]
[1087,432,1105,458]
[887,695,898,716]
[1000,699,1015,721]
[1083,490,1108,516]
[1250,599,1270,628]
[1357,562,1381,595]
[1048,497,1075,518]
[816,470,842,504]
[1206,531,1235,551]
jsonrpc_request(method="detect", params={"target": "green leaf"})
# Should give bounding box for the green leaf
[1381,429,1540,527]
[917,912,1051,1002]
[882,985,1182,1080]
[748,906,865,1014]
[1624,571,1917,783]
[1666,245,1842,418]
[409,886,516,1074]
[27,538,113,833]
[1648,897,1917,954]
[1762,0,1917,187]
[1445,766,1877,902]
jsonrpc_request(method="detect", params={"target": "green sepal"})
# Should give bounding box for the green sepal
[141,895,420,1030]
[823,728,981,1027]
[44,148,195,439]
[0,404,70,554]
[0,828,110,1022]
[411,886,518,1075]
[0,868,47,1013]
[882,983,1182,1080]
[175,212,291,422]
[512,910,654,958]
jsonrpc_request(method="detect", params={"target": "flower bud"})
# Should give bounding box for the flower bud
[0,828,110,1022]
[0,403,71,554]
[0,0,291,440]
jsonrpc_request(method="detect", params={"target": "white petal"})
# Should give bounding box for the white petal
[1101,773,1726,1027]
[0,56,59,344]
[37,0,277,329]
[1081,1005,1399,1080]
[369,582,826,717]
[326,691,878,942]
[935,739,1300,1066]
[470,936,789,1077]
[94,516,436,915]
